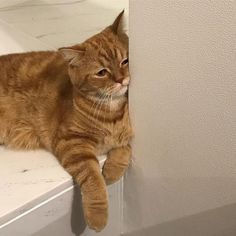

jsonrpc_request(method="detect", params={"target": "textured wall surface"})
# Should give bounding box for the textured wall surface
[124,1,236,235]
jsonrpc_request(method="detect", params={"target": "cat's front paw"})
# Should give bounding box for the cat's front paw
[83,190,108,232]
[102,146,131,185]
[84,205,108,232]
[102,162,125,185]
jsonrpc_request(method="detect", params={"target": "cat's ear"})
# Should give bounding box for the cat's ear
[110,10,125,34]
[58,45,85,62]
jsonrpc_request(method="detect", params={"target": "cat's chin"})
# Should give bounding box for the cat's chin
[113,85,128,97]
[88,86,128,102]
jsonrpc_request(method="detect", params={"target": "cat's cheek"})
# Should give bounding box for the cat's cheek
[69,69,85,89]
[116,86,128,96]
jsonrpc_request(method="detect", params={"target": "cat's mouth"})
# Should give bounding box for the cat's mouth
[111,83,128,97]
[96,84,128,100]
[116,85,128,96]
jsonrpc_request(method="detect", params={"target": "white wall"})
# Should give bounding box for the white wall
[124,1,236,235]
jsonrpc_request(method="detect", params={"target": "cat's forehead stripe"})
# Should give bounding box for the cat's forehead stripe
[97,57,107,67]
[114,48,122,59]
[99,50,110,61]
[88,34,125,61]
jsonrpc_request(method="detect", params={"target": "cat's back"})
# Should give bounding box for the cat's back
[0,51,58,66]
[0,51,55,68]
[0,51,64,88]
[0,51,69,149]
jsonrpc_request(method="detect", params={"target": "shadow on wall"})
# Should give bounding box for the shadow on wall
[71,185,87,236]
[123,202,236,236]
[31,185,86,236]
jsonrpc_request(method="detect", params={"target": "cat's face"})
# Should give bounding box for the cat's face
[59,11,129,100]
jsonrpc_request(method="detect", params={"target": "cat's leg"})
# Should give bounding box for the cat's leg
[54,140,108,232]
[102,145,132,185]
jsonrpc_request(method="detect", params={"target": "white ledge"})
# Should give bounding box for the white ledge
[0,147,106,227]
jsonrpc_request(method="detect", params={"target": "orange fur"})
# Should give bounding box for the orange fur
[0,11,132,231]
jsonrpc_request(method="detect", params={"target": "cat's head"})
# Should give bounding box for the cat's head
[59,11,129,100]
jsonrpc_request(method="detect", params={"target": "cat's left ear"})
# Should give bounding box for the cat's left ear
[110,10,125,34]
[58,45,85,62]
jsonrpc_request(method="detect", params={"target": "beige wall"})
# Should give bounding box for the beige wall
[124,1,236,235]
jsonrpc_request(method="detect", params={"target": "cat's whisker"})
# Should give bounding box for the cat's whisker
[96,92,108,121]
[93,97,104,122]
[90,95,101,113]
[92,101,101,121]
[102,94,108,124]
[94,88,109,122]
[95,86,115,124]
[103,86,116,96]
[103,94,112,124]
[130,158,136,167]
[109,95,112,118]
[92,89,107,119]
[92,96,106,130]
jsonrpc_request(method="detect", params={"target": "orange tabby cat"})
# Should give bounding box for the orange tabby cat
[0,11,132,231]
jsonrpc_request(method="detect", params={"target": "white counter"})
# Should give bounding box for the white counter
[0,147,106,228]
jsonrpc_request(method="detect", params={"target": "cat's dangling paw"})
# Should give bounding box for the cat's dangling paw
[102,146,131,185]
[102,162,126,185]
[82,191,108,232]
[85,208,108,232]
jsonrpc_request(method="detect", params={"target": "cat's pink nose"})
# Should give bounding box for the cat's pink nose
[115,77,124,84]
[122,77,130,86]
[115,77,130,86]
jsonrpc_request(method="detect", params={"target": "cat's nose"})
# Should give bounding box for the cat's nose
[115,77,124,84]
[115,77,130,85]
[122,77,130,86]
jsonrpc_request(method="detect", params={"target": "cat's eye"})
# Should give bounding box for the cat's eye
[121,58,129,66]
[96,68,108,77]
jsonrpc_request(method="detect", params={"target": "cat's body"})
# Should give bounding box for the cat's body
[0,51,68,149]
[0,51,131,152]
[0,12,132,232]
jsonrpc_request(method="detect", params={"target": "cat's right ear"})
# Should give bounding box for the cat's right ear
[58,46,85,62]
[110,10,125,34]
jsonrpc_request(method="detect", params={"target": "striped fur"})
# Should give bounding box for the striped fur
[0,12,132,231]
